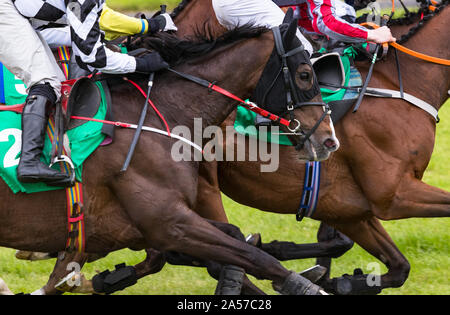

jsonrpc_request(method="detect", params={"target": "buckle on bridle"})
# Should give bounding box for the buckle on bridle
[288,119,302,133]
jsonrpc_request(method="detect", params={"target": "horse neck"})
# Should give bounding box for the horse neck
[153,34,274,129]
[375,6,450,110]
[174,0,226,38]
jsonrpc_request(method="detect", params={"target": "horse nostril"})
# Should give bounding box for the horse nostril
[324,138,338,150]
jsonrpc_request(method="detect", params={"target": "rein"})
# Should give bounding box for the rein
[165,68,291,127]
[165,26,331,151]
[352,2,447,121]
[361,22,450,66]
[363,0,450,66]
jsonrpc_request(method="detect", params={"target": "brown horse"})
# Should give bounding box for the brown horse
[13,0,449,293]
[0,17,337,294]
[193,4,450,294]
[14,1,449,295]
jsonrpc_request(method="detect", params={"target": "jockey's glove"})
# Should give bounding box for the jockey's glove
[135,52,169,73]
[147,13,178,33]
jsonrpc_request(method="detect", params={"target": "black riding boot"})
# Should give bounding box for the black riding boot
[17,95,72,187]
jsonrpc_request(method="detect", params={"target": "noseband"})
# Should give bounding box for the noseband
[268,26,331,151]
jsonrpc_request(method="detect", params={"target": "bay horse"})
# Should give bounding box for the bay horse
[13,1,449,295]
[78,0,446,295]
[0,18,338,294]
[192,4,450,294]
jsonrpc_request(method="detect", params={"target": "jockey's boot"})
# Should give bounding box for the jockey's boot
[17,94,72,187]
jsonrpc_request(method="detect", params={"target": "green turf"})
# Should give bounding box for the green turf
[1,100,448,295]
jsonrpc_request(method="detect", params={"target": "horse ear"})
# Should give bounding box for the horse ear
[283,19,299,46]
[283,7,294,24]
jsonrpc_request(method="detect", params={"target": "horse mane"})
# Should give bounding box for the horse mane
[171,0,192,19]
[141,24,269,66]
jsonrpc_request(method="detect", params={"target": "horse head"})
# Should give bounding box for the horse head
[170,3,339,161]
[251,15,340,161]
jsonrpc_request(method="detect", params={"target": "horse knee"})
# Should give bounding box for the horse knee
[330,233,354,258]
[317,232,354,258]
[387,259,411,288]
[207,220,246,242]
[156,210,204,251]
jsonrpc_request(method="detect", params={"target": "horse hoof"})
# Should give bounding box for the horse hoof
[15,250,52,261]
[55,271,94,294]
[215,265,245,295]
[300,265,328,283]
[274,271,325,295]
[245,233,262,248]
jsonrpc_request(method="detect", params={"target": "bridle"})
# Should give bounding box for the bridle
[261,26,331,150]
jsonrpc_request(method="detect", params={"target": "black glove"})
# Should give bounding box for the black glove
[135,52,169,73]
[147,15,166,34]
[146,14,178,34]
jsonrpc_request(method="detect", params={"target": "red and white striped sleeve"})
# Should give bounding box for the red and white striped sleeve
[304,0,369,43]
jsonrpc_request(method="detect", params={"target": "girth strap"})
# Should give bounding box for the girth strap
[364,87,440,122]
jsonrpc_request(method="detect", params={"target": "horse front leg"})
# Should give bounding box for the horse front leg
[33,251,90,295]
[321,217,410,295]
[113,179,325,295]
[53,248,167,295]
[87,248,168,295]
[245,224,353,286]
[254,223,354,262]
[314,223,354,281]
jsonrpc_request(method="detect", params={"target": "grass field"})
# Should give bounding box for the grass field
[1,100,448,295]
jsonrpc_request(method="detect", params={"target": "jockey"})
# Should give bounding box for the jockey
[212,0,395,127]
[36,4,178,48]
[212,0,315,56]
[280,0,396,45]
[0,0,175,187]
[213,0,395,54]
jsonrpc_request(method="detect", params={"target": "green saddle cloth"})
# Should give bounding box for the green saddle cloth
[0,81,108,194]
[234,47,360,146]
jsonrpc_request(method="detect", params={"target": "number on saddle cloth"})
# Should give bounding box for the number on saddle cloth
[0,62,28,105]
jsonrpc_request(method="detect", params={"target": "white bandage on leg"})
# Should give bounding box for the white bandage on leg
[212,0,313,56]
[0,0,64,100]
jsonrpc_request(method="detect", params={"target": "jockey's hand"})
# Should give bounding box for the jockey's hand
[135,52,169,73]
[367,26,396,44]
[148,13,178,33]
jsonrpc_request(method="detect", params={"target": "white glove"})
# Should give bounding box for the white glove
[148,13,178,33]
[160,13,178,32]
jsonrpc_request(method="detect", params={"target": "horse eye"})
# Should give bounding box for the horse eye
[299,72,310,81]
